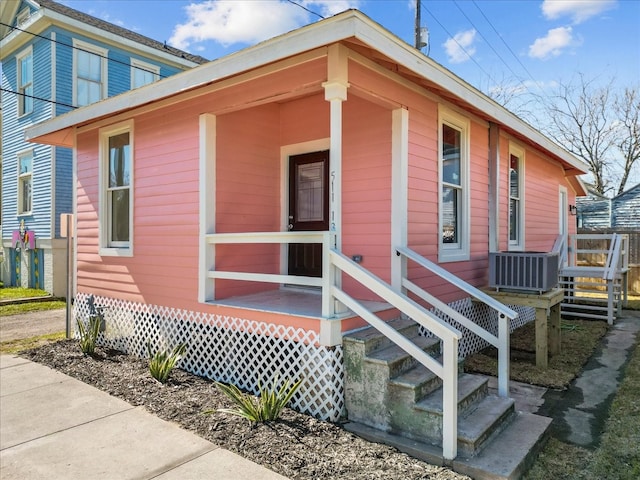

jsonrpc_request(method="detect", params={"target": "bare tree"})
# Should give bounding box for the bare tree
[543,74,618,195]
[540,74,640,196]
[613,87,640,195]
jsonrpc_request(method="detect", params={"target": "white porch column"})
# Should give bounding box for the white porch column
[320,45,349,333]
[198,113,216,303]
[322,44,349,251]
[391,108,409,293]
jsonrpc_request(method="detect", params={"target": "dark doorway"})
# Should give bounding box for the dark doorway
[288,150,329,277]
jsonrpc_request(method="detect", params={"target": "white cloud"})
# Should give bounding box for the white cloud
[541,0,616,24]
[528,26,578,59]
[443,29,477,64]
[169,0,359,51]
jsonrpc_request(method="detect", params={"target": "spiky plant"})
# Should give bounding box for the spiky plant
[210,375,302,424]
[77,315,101,355]
[147,342,186,383]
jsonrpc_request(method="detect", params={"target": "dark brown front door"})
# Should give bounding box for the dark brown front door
[288,151,329,277]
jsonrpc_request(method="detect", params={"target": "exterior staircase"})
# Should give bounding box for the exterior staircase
[343,317,552,480]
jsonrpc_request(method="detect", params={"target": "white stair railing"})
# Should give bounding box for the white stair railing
[396,246,518,398]
[329,249,462,461]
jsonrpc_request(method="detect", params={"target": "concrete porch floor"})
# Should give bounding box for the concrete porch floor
[211,287,391,319]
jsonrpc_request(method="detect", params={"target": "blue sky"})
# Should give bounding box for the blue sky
[62,0,639,94]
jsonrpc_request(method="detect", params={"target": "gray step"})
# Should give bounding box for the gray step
[345,411,552,480]
[388,364,442,403]
[415,373,489,416]
[453,412,552,480]
[366,335,441,378]
[343,317,421,355]
[457,394,515,456]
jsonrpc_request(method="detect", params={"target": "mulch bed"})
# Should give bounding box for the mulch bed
[21,340,469,480]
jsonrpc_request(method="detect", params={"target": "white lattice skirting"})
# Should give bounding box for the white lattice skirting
[74,293,345,422]
[74,293,533,421]
[421,297,535,359]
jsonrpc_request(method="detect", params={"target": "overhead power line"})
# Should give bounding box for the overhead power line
[0,87,77,110]
[0,21,170,80]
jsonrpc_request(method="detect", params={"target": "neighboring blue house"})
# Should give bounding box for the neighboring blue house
[577,183,640,230]
[1,0,207,295]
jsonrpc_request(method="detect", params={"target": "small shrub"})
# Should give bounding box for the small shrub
[77,315,101,355]
[147,342,186,383]
[211,376,302,424]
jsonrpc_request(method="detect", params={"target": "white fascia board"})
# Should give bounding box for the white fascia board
[351,17,588,175]
[24,9,587,175]
[25,13,360,144]
[0,10,45,56]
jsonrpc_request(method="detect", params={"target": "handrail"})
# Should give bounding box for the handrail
[397,247,518,320]
[396,246,514,398]
[329,249,461,460]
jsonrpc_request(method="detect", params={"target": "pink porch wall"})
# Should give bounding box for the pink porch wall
[342,95,393,295]
[214,105,282,299]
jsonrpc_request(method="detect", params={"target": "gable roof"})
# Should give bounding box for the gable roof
[24,9,589,185]
[0,0,208,65]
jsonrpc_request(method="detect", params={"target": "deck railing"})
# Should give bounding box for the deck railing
[561,233,629,324]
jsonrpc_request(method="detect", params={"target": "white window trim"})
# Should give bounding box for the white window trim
[17,149,34,216]
[131,58,160,89]
[508,142,525,251]
[16,46,33,117]
[99,120,134,257]
[72,39,108,107]
[438,107,470,263]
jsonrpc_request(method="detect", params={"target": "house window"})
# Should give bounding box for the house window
[73,40,107,107]
[17,150,33,215]
[439,108,470,262]
[131,59,159,88]
[17,47,33,116]
[99,121,133,255]
[508,144,524,250]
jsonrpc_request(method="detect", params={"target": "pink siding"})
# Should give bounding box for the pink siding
[73,46,581,328]
[342,95,392,298]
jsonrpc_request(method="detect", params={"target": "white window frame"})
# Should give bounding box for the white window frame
[508,142,525,251]
[73,39,107,107]
[16,46,33,117]
[99,120,134,257]
[131,58,160,89]
[438,107,470,263]
[17,149,34,215]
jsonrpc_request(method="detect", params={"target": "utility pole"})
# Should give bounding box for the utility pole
[415,0,422,49]
[415,0,428,52]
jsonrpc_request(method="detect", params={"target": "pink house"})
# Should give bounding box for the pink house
[27,11,587,472]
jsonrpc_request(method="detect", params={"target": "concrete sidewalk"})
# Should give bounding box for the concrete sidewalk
[0,355,288,480]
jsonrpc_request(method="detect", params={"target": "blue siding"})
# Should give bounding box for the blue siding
[54,146,73,237]
[1,34,54,239]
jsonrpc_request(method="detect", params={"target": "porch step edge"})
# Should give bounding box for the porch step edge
[415,373,489,415]
[453,412,552,480]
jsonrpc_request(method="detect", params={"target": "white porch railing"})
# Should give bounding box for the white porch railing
[205,231,519,460]
[396,246,517,399]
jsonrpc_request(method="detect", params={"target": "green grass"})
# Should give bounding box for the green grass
[0,332,66,354]
[526,332,640,479]
[0,287,50,300]
[0,301,66,316]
